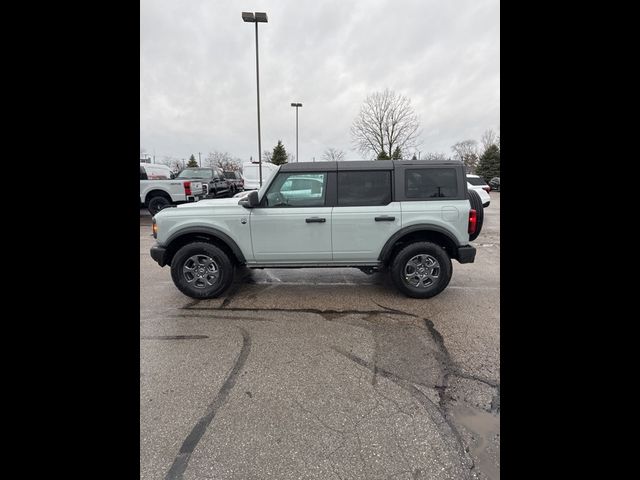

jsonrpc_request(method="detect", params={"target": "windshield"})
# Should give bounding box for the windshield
[467,176,487,186]
[177,168,212,179]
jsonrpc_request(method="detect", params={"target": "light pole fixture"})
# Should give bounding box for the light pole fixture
[242,11,268,186]
[290,102,302,162]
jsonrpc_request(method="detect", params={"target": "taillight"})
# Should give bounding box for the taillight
[483,186,491,193]
[468,209,477,234]
[183,181,192,196]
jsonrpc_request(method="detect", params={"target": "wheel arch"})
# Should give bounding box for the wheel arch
[144,189,172,204]
[164,227,246,267]
[379,225,461,265]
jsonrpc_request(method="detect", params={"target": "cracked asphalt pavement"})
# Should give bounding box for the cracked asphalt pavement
[140,193,500,480]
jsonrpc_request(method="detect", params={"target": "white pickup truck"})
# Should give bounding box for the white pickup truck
[140,163,205,215]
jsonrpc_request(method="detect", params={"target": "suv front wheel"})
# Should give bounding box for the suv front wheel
[390,242,452,299]
[170,242,234,299]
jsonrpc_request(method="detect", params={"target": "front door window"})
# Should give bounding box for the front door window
[263,172,327,207]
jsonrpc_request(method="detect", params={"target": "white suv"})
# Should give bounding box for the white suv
[466,174,491,207]
[150,161,485,299]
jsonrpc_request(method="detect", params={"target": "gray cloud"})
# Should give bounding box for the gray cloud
[141,0,499,162]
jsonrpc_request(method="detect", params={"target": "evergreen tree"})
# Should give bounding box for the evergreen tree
[476,144,500,180]
[187,154,198,167]
[271,140,288,165]
[377,150,390,160]
[411,153,417,160]
[391,146,402,160]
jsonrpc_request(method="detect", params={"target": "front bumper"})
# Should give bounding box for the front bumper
[456,245,476,264]
[150,244,168,267]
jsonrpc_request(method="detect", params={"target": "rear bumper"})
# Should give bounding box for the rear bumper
[456,245,476,264]
[150,244,168,267]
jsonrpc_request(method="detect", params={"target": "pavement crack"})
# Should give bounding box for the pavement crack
[163,327,252,480]
[422,319,452,362]
[182,305,413,317]
[372,301,421,318]
[449,370,499,390]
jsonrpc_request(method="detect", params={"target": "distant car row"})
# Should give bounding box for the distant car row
[140,163,247,215]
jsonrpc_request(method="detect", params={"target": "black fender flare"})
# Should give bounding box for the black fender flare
[378,225,461,263]
[165,226,246,264]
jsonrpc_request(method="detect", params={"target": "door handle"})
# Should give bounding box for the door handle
[375,216,395,221]
[305,217,326,223]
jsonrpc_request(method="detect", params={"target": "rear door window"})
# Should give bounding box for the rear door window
[337,171,391,206]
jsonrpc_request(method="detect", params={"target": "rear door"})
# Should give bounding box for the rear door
[332,169,401,261]
[249,171,332,262]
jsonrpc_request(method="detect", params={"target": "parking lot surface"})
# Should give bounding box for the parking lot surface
[140,194,500,480]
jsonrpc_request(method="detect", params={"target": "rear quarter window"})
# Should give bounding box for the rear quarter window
[405,168,458,198]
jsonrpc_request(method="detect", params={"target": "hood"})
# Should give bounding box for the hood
[177,197,241,208]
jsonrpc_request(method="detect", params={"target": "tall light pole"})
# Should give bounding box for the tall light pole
[242,11,268,186]
[290,102,302,162]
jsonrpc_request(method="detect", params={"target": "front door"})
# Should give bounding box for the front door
[250,171,332,263]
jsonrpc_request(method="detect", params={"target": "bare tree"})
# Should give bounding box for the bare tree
[423,152,449,161]
[206,151,241,171]
[323,148,346,162]
[262,150,272,163]
[451,140,479,173]
[156,156,182,172]
[480,129,498,155]
[351,89,421,159]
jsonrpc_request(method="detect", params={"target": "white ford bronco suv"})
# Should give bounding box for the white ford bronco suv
[150,160,483,299]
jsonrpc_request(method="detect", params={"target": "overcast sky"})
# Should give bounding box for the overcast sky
[140,0,499,163]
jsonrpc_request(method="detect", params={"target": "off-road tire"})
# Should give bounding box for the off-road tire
[170,242,234,299]
[390,242,452,299]
[148,195,171,216]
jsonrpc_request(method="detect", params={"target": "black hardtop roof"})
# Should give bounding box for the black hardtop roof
[279,160,464,172]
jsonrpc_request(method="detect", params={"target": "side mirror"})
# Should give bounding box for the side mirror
[239,190,259,208]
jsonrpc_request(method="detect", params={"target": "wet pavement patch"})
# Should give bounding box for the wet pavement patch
[451,405,500,480]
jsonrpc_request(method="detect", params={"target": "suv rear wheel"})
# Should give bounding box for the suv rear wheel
[170,242,234,299]
[148,195,170,216]
[390,242,452,299]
